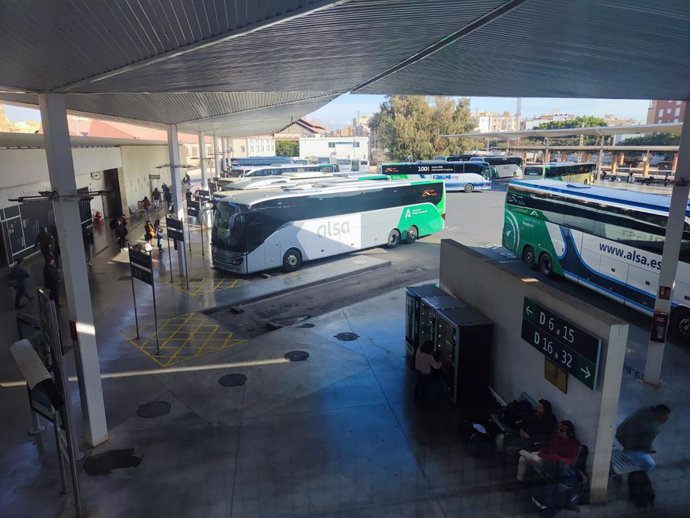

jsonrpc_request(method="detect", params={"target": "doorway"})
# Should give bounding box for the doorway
[103,168,122,219]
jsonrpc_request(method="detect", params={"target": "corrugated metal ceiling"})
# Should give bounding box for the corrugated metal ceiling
[2,0,690,137]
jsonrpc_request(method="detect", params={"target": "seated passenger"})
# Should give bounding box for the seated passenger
[413,340,441,401]
[516,420,579,482]
[503,399,557,452]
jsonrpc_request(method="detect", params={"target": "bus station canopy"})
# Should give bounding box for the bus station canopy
[2,0,690,136]
[450,123,684,140]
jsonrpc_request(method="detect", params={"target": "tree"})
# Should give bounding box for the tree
[619,132,680,146]
[370,96,476,161]
[276,140,299,157]
[536,116,607,131]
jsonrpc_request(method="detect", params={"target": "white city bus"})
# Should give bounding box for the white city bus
[229,163,338,178]
[212,179,446,274]
[503,179,690,340]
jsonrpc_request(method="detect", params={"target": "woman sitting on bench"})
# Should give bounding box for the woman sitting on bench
[516,420,579,483]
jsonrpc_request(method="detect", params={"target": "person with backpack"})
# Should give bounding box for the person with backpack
[151,187,161,210]
[616,404,670,473]
[142,196,152,218]
[154,219,163,250]
[43,255,61,308]
[516,420,579,483]
[82,226,94,266]
[10,257,34,309]
[34,226,53,262]
[164,188,173,213]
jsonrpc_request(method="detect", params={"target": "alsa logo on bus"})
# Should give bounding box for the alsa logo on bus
[317,220,350,238]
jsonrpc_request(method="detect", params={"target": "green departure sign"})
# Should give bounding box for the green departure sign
[521,298,602,390]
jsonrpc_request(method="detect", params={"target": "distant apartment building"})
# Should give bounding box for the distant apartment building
[646,100,686,124]
[475,111,520,132]
[299,136,369,162]
[226,137,276,158]
[522,113,577,130]
[602,113,638,126]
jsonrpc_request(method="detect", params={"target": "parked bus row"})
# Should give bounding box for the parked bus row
[379,161,493,192]
[437,155,524,179]
[523,162,597,184]
[503,179,690,340]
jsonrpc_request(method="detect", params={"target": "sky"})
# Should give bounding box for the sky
[307,94,651,130]
[3,94,651,130]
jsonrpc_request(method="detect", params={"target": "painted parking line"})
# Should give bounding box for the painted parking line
[173,276,249,296]
[124,311,247,367]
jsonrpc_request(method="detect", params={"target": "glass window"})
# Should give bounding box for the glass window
[659,109,664,117]
[675,107,681,116]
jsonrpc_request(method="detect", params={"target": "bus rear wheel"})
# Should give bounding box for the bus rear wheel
[387,229,401,248]
[405,226,418,244]
[282,248,302,272]
[522,246,535,267]
[464,184,474,193]
[538,252,553,277]
[671,308,690,343]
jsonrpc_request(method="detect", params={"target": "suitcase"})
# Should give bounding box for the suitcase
[628,470,655,508]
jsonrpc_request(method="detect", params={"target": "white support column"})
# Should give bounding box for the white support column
[167,124,187,277]
[644,108,690,384]
[597,135,604,180]
[212,135,219,177]
[39,94,108,447]
[198,132,208,188]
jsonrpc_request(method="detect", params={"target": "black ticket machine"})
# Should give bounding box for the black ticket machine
[435,306,493,405]
[405,284,446,364]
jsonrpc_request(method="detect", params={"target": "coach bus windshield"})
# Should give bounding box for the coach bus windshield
[212,202,248,252]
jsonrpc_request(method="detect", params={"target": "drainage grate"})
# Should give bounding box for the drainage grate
[218,373,247,387]
[334,332,359,341]
[136,400,171,419]
[297,323,315,328]
[284,350,309,362]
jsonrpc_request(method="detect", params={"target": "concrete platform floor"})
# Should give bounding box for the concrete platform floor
[1,213,689,518]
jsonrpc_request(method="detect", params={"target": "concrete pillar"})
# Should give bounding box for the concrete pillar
[560,151,566,162]
[619,152,625,166]
[597,136,604,178]
[643,151,651,177]
[611,154,618,175]
[198,132,208,188]
[644,107,690,384]
[212,136,219,177]
[167,124,187,277]
[38,93,108,447]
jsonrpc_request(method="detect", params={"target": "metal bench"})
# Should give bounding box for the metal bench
[611,442,643,476]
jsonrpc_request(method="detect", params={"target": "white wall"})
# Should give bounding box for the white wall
[439,240,628,503]
[0,147,120,211]
[118,145,187,215]
[299,136,369,161]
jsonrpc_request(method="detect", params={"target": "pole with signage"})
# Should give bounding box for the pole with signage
[521,297,602,390]
[196,191,211,256]
[187,200,202,256]
[166,216,188,290]
[36,290,83,516]
[129,247,160,355]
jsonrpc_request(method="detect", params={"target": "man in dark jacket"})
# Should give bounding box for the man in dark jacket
[12,257,34,309]
[34,226,53,262]
[504,399,557,451]
[616,405,670,472]
[43,255,61,308]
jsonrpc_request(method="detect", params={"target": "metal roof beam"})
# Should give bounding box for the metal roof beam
[57,0,351,93]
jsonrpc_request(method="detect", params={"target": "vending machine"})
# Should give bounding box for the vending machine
[435,306,493,405]
[405,284,446,365]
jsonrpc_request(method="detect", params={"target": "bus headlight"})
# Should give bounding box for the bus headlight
[231,257,244,266]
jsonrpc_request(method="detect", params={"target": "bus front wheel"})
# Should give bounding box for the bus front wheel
[464,184,474,193]
[538,252,553,277]
[671,308,690,343]
[282,248,302,272]
[405,226,418,244]
[522,246,535,267]
[387,229,401,248]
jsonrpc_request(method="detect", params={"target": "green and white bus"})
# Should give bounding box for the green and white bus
[212,179,446,274]
[503,179,690,339]
[523,162,597,184]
